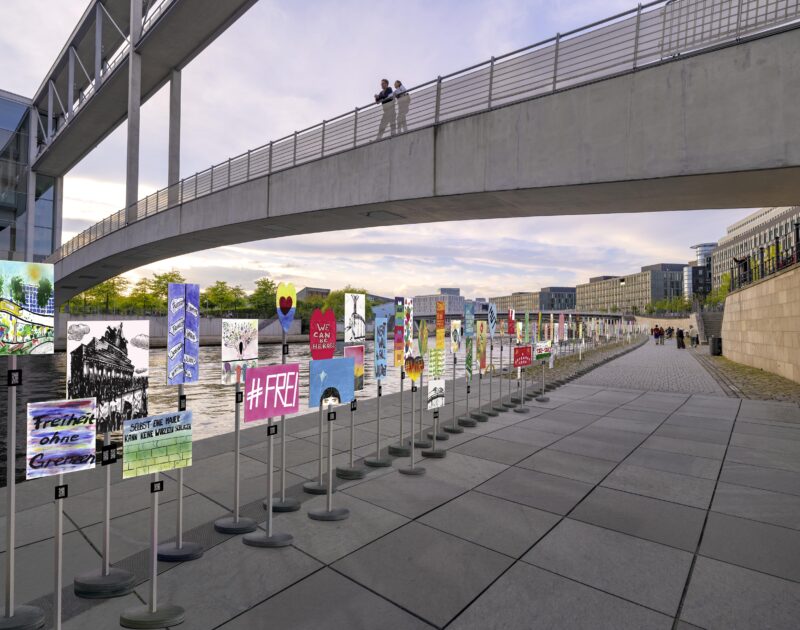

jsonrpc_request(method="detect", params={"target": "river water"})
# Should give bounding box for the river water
[1,337,525,485]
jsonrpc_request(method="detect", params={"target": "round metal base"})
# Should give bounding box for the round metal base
[398,466,426,476]
[387,444,411,457]
[492,405,506,412]
[74,567,136,599]
[443,425,464,434]
[426,431,449,441]
[271,497,301,512]
[214,515,258,535]
[303,481,328,495]
[120,603,185,629]
[0,605,45,630]
[308,507,350,521]
[413,437,431,448]
[511,396,524,404]
[525,393,536,401]
[536,395,550,403]
[458,417,477,427]
[513,406,531,414]
[421,448,447,459]
[157,541,204,562]
[242,531,293,548]
[364,457,392,468]
[483,408,500,417]
[470,411,489,422]
[502,402,517,409]
[336,466,366,480]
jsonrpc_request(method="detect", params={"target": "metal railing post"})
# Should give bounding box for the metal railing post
[759,246,765,278]
[434,76,442,123]
[194,173,198,200]
[353,107,358,147]
[246,149,251,179]
[227,158,231,186]
[488,57,495,107]
[794,222,800,264]
[633,4,642,69]
[735,0,744,38]
[292,131,298,166]
[552,33,561,91]
[210,164,215,192]
[321,120,326,157]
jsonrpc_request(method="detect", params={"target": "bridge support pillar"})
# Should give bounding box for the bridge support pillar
[167,70,181,207]
[125,0,142,225]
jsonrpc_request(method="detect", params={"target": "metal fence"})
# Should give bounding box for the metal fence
[730,224,800,291]
[48,0,800,264]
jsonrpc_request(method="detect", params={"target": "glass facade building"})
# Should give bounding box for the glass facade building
[0,88,56,262]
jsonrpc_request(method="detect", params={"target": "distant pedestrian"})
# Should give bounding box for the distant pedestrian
[375,79,395,139]
[394,80,410,133]
[692,327,700,348]
[676,328,685,349]
[653,325,660,345]
[659,326,665,345]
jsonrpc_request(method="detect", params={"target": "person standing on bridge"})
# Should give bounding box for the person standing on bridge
[375,79,395,138]
[394,80,410,133]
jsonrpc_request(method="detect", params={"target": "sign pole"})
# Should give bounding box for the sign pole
[336,399,365,480]
[458,352,476,427]
[413,372,430,448]
[422,408,445,459]
[159,384,204,560]
[388,372,409,456]
[444,354,463,434]
[536,360,549,403]
[53,474,63,630]
[303,403,327,494]
[399,385,425,476]
[493,337,506,412]
[272,333,299,511]
[215,381,256,534]
[309,405,349,520]
[485,342,499,417]
[514,360,530,414]
[244,418,292,547]
[365,384,390,467]
[120,474,185,628]
[472,368,488,422]
[3,356,45,629]
[501,335,516,409]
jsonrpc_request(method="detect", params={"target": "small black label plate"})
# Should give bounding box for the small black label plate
[236,391,244,404]
[101,445,117,466]
[267,425,278,436]
[151,481,164,493]
[6,370,21,387]
[55,485,68,500]
[327,411,337,422]
[351,399,357,411]
[178,394,187,412]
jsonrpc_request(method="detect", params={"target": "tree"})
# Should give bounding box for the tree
[128,277,158,312]
[150,270,186,307]
[37,277,53,309]
[202,280,246,310]
[84,276,130,312]
[10,276,24,306]
[249,277,277,316]
[296,294,325,332]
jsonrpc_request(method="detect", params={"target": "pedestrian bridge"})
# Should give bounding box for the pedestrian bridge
[51,0,800,302]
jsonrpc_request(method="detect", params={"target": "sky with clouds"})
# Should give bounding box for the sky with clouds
[2,0,753,298]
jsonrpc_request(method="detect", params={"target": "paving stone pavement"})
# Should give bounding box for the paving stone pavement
[574,338,725,395]
[5,367,800,629]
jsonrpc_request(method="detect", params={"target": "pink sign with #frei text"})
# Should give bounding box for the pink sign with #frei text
[244,364,300,422]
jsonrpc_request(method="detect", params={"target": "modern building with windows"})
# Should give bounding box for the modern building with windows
[683,242,716,300]
[413,289,465,319]
[0,88,58,262]
[711,207,800,289]
[488,288,576,315]
[575,264,684,313]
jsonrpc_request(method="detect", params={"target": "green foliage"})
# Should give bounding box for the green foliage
[127,277,158,311]
[10,276,24,305]
[704,273,730,307]
[249,277,278,316]
[201,280,247,310]
[149,270,186,306]
[647,296,690,313]
[296,294,325,332]
[322,286,374,321]
[37,277,53,309]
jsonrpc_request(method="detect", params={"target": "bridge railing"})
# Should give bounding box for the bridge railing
[48,0,800,264]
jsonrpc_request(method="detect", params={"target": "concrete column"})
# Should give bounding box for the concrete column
[125,0,143,224]
[53,176,64,256]
[47,82,53,140]
[25,108,37,262]
[167,69,181,206]
[94,3,103,85]
[67,48,75,117]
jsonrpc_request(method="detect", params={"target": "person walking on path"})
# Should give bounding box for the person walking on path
[676,327,685,349]
[375,79,395,139]
[653,326,660,346]
[394,80,410,133]
[659,326,665,345]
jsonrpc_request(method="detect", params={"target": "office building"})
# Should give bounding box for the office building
[297,287,330,301]
[413,289,465,319]
[576,264,684,313]
[487,288,576,314]
[711,207,800,288]
[683,243,716,299]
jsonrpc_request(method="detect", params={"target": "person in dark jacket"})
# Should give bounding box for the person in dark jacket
[375,79,395,138]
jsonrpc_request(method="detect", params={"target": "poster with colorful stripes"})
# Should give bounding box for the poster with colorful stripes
[394,297,404,366]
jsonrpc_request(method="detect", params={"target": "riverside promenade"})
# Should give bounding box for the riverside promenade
[3,347,800,629]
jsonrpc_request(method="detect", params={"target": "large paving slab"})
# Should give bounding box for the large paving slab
[477,467,593,514]
[710,482,800,530]
[450,436,539,465]
[602,463,716,509]
[516,449,617,484]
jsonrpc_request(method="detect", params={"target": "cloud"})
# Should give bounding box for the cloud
[67,322,90,342]
[130,334,150,350]
[135,367,149,374]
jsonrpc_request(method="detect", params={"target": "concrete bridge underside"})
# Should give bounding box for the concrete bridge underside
[55,27,800,303]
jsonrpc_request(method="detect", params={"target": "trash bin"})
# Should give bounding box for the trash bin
[710,336,723,356]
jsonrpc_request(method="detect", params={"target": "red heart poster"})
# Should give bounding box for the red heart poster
[309,308,336,359]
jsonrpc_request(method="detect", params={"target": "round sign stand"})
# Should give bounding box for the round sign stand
[158,386,204,561]
[365,384,391,468]
[399,385,426,476]
[245,418,293,547]
[215,382,257,535]
[388,372,410,457]
[270,333,300,511]
[120,473,185,629]
[303,404,328,495]
[74,429,135,599]
[444,356,463,435]
[470,371,488,422]
[413,373,431,448]
[421,409,446,459]
[459,354,477,427]
[536,359,550,403]
[484,342,500,417]
[309,405,349,521]
[336,400,365,480]
[513,366,530,414]
[500,337,517,410]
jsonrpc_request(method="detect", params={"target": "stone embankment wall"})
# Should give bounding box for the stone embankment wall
[634,314,700,334]
[722,265,800,384]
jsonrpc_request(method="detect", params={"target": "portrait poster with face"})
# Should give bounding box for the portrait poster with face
[403,298,414,359]
[221,319,259,385]
[344,292,366,343]
[244,364,300,423]
[488,303,497,339]
[123,410,192,479]
[276,282,297,334]
[464,302,475,339]
[309,357,355,408]
[67,320,150,435]
[374,317,388,382]
[450,320,461,354]
[26,398,96,480]
[435,302,445,350]
[0,260,55,356]
[344,344,365,390]
[393,297,404,367]
[427,378,445,410]
[167,283,200,385]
